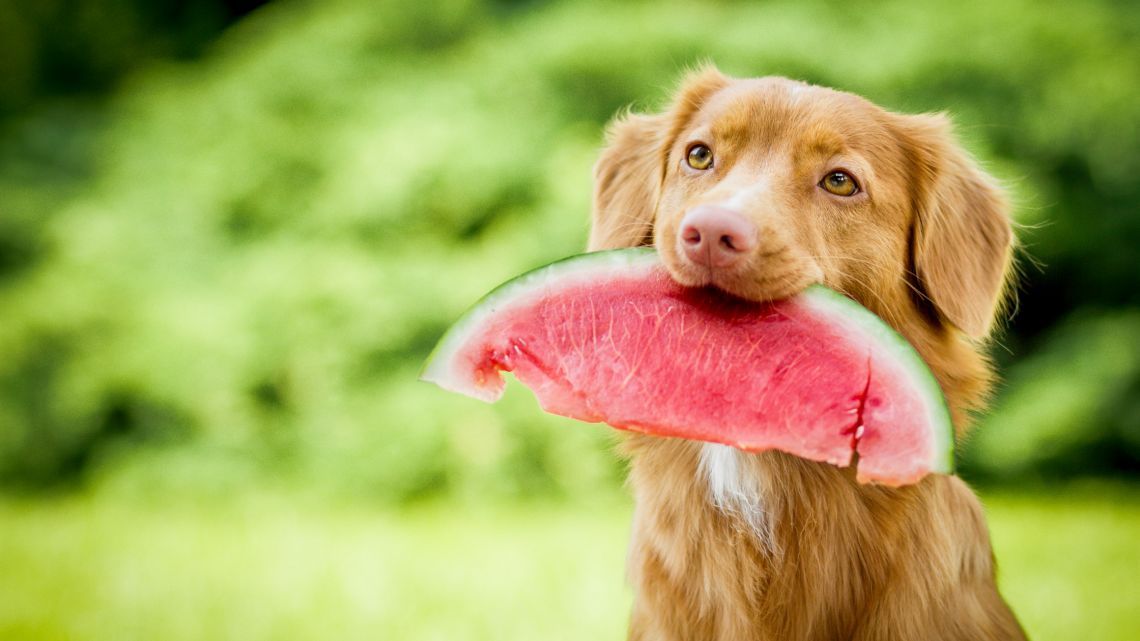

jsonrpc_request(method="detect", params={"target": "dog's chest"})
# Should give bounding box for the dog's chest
[699,443,775,549]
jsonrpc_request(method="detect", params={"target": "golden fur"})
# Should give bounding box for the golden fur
[589,67,1026,640]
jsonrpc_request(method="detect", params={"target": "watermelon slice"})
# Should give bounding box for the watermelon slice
[420,248,953,486]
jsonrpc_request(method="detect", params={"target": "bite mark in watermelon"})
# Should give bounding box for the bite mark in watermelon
[420,248,954,486]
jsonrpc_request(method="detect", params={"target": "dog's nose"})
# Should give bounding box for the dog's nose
[679,206,757,269]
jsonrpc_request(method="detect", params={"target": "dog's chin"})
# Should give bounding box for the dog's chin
[661,256,823,304]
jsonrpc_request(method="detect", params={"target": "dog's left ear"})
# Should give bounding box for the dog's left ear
[898,114,1014,339]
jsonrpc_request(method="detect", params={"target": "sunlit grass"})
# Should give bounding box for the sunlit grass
[984,484,1140,641]
[0,494,633,641]
[0,486,1137,640]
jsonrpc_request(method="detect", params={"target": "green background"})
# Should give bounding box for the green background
[0,0,1137,638]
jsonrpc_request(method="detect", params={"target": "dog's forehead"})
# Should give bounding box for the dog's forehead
[694,78,894,155]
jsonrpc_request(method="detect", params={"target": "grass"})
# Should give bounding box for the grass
[0,485,1137,640]
[984,484,1140,640]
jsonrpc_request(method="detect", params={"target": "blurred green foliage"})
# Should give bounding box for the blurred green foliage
[1,0,1139,498]
[963,312,1140,480]
[0,0,267,116]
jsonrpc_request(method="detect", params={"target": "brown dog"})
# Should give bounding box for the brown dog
[589,67,1026,640]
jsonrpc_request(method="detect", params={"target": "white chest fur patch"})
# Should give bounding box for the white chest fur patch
[699,443,776,552]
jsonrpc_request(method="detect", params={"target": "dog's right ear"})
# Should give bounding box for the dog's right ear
[588,113,669,251]
[588,66,731,251]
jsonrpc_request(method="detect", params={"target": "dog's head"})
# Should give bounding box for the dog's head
[589,67,1013,342]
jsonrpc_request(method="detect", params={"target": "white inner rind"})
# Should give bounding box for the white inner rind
[798,285,955,474]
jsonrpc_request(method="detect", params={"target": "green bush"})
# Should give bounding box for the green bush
[1,0,1138,497]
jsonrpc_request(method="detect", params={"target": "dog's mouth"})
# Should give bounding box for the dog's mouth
[652,204,824,303]
[656,241,823,305]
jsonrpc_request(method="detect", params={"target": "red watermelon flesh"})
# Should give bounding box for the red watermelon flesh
[421,248,953,486]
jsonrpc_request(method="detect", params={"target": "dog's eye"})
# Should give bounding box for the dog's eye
[821,171,858,196]
[687,144,713,170]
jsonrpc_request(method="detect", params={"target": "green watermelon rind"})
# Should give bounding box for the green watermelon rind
[798,285,955,475]
[420,247,660,396]
[420,248,954,475]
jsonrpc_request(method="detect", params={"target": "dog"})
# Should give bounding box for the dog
[588,66,1026,640]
